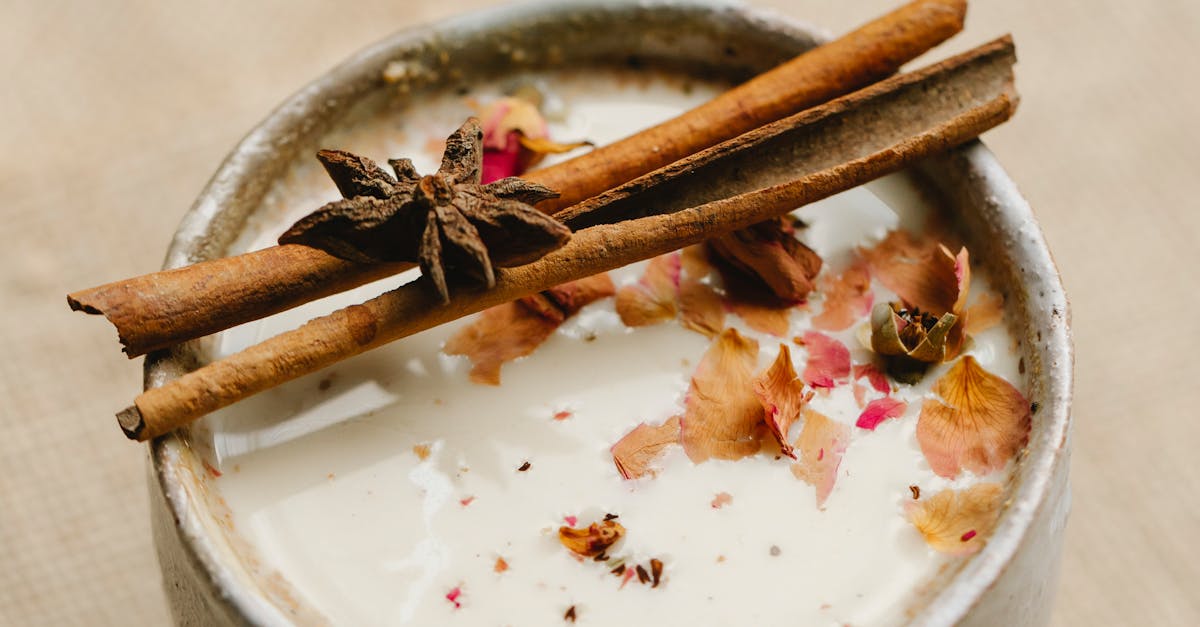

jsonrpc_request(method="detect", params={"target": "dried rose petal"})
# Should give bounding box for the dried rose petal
[445,586,463,609]
[610,416,681,480]
[728,296,793,336]
[559,519,625,558]
[681,245,713,278]
[711,492,733,509]
[905,483,1003,555]
[616,254,681,327]
[812,260,873,331]
[681,329,766,463]
[964,291,1005,335]
[444,274,614,384]
[917,356,1031,478]
[799,331,851,389]
[678,278,725,338]
[952,246,971,314]
[516,291,567,323]
[860,230,968,316]
[443,303,558,385]
[790,409,852,508]
[543,273,617,314]
[478,95,589,183]
[752,344,813,458]
[709,216,823,301]
[853,363,891,394]
[856,397,908,431]
[852,379,869,408]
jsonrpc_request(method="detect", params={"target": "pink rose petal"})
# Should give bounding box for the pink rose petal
[855,397,908,431]
[800,331,851,389]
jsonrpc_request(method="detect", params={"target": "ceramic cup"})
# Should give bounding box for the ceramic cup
[145,2,1073,624]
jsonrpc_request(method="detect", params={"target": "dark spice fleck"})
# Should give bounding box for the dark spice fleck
[564,605,577,623]
[909,485,921,500]
[517,461,531,472]
[635,564,651,584]
[769,545,781,556]
[610,563,626,576]
[603,513,619,521]
[649,558,664,588]
[593,552,609,562]
[1030,401,1040,414]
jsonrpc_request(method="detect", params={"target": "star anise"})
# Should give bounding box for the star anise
[279,118,571,303]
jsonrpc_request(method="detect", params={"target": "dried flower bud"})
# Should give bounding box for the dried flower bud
[870,302,958,383]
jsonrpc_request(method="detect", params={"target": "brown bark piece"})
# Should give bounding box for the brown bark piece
[708,217,823,302]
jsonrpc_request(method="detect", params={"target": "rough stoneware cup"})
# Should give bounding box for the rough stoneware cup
[145,1,1073,625]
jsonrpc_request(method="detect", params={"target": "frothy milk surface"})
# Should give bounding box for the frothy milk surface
[202,71,1022,626]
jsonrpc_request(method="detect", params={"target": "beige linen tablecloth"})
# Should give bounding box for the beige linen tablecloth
[2,1,1197,625]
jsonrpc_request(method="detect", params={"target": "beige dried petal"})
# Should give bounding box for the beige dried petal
[681,244,714,279]
[678,278,725,338]
[542,273,616,315]
[752,345,812,458]
[964,291,1005,335]
[917,356,1031,478]
[443,302,558,385]
[616,254,680,327]
[789,409,852,508]
[729,298,793,336]
[517,135,593,156]
[445,274,614,385]
[905,483,1003,556]
[812,259,873,331]
[860,230,967,316]
[610,416,681,480]
[681,329,765,463]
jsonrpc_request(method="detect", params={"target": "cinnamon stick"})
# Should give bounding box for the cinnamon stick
[70,0,967,357]
[525,0,968,213]
[118,37,1018,441]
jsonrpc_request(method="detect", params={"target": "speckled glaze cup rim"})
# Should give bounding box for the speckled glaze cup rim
[145,2,1073,625]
